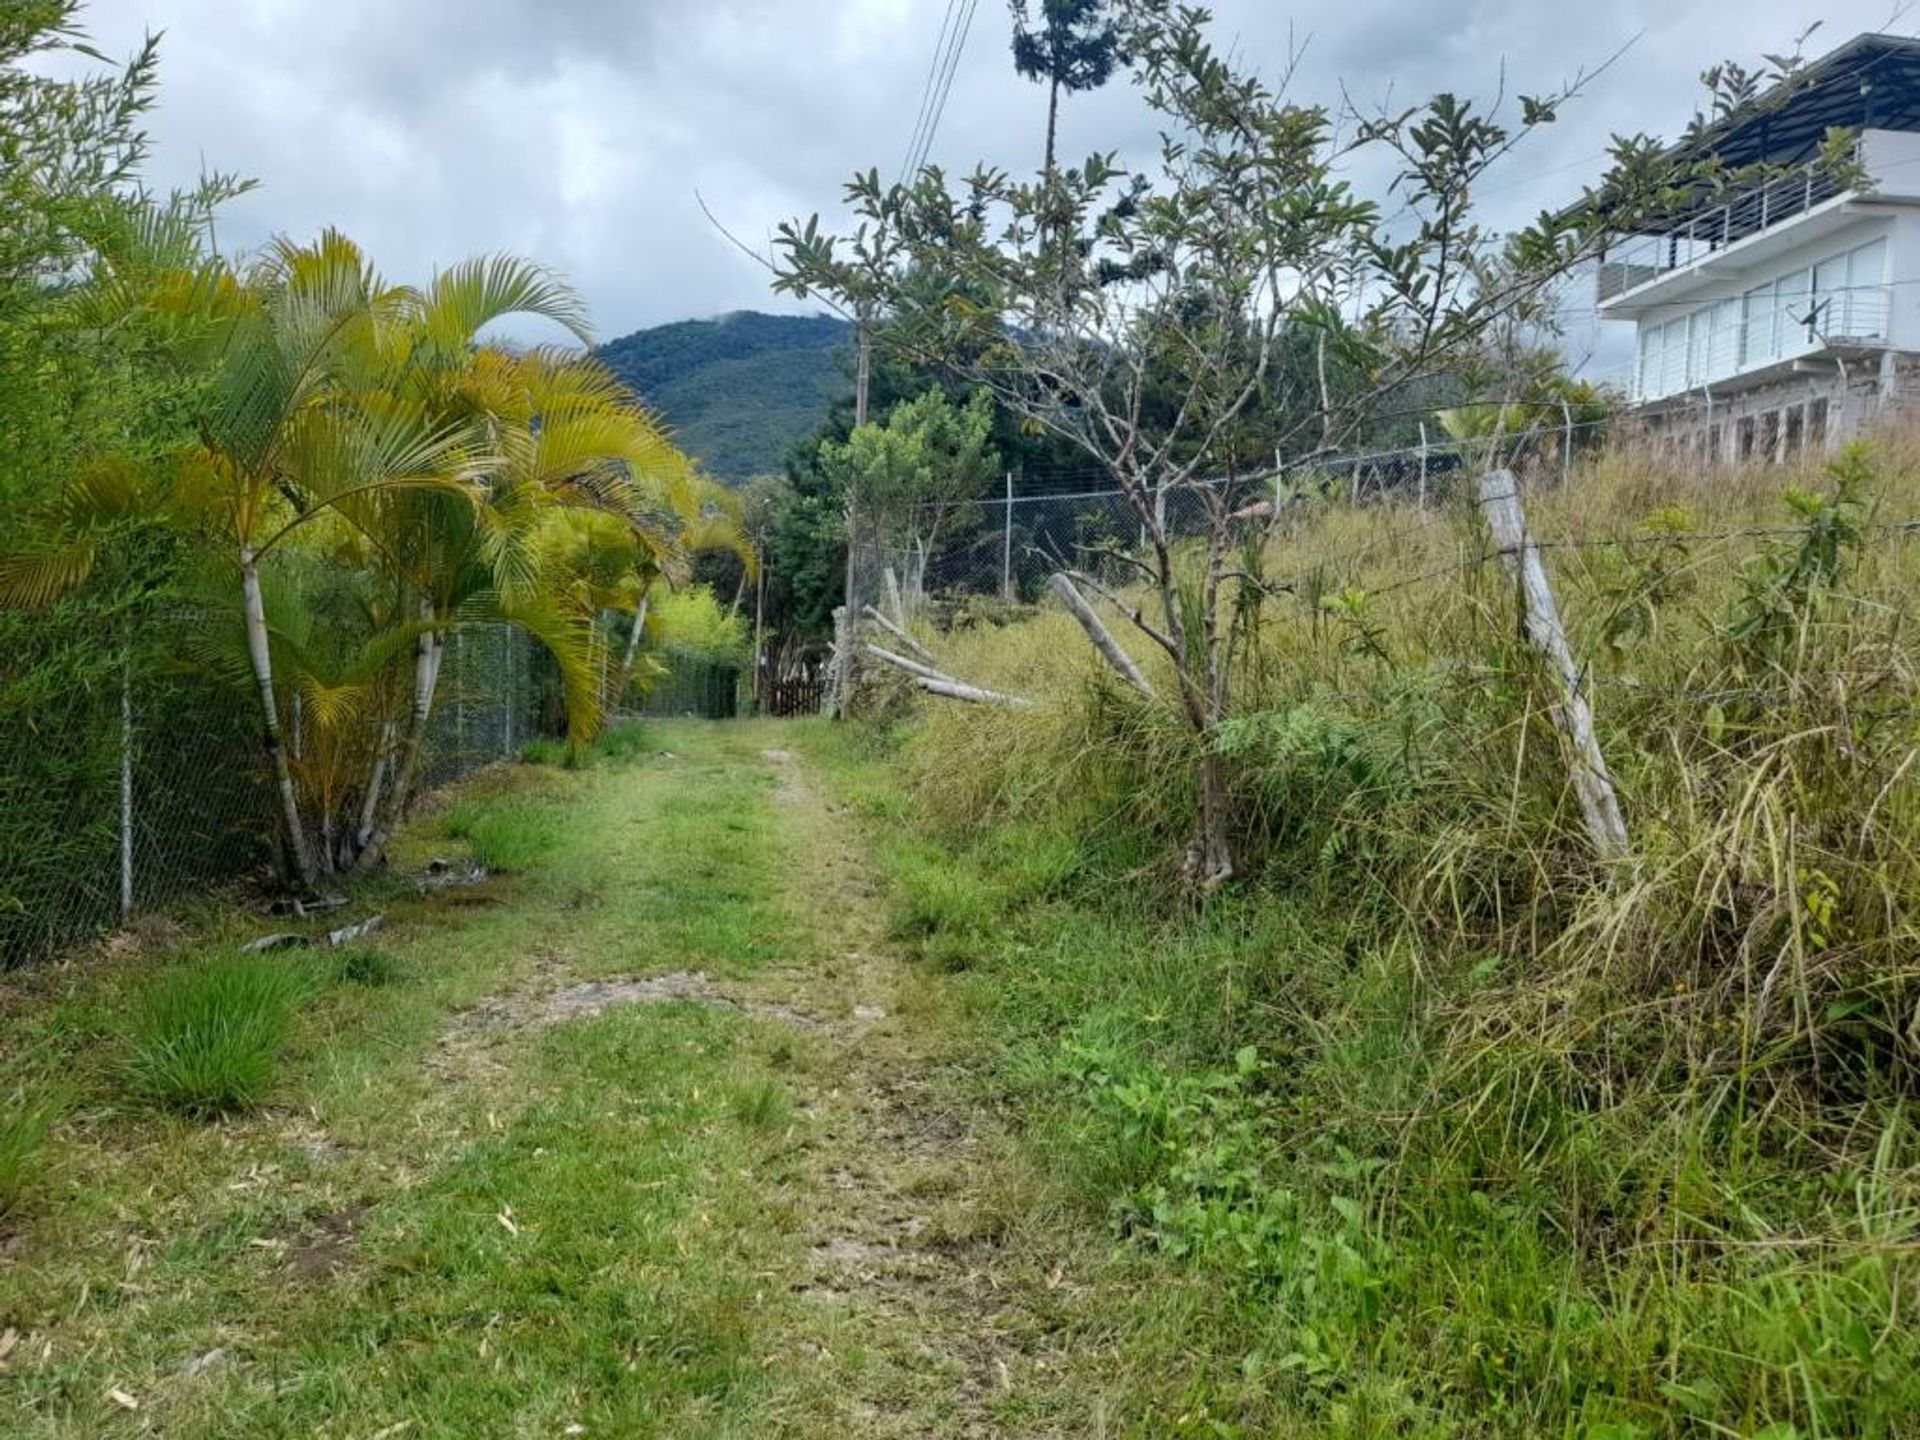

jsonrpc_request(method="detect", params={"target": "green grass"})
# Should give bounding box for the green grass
[795,436,1920,1437]
[442,792,573,872]
[120,955,312,1115]
[0,1089,56,1216]
[333,945,404,987]
[0,721,869,1438]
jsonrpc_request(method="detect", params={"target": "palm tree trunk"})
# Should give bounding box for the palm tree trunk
[241,545,317,892]
[614,595,650,710]
[349,604,442,876]
[353,720,396,854]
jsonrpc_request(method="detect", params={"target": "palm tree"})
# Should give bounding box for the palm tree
[182,232,482,892]
[348,345,712,873]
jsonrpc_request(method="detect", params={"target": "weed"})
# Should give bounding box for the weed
[0,1089,57,1216]
[519,736,571,767]
[593,720,653,763]
[335,947,404,987]
[862,433,1920,1436]
[445,795,570,872]
[729,1076,790,1130]
[122,955,311,1114]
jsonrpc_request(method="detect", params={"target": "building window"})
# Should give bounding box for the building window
[1758,410,1781,464]
[1736,415,1757,461]
[1783,403,1805,459]
[1707,422,1723,465]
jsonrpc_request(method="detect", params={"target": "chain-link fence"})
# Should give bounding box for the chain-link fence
[846,424,1589,629]
[1,620,539,968]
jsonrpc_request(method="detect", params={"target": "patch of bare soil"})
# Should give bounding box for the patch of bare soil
[540,972,823,1030]
[280,1204,368,1281]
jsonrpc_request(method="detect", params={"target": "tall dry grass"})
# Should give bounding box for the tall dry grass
[878,429,1920,1433]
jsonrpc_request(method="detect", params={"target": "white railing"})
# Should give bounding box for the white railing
[1598,162,1854,304]
[1622,283,1891,402]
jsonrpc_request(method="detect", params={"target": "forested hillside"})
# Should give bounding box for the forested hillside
[597,312,852,481]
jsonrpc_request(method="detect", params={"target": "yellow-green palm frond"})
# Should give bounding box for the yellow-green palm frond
[0,542,103,609]
[416,256,592,358]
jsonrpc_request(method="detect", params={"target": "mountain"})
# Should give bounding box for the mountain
[597,311,853,481]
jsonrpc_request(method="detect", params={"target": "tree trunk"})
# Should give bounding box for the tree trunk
[354,720,396,855]
[1044,76,1060,187]
[1182,746,1235,890]
[614,595,650,711]
[349,604,442,876]
[242,547,317,892]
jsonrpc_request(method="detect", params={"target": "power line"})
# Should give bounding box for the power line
[898,0,962,189]
[906,0,982,181]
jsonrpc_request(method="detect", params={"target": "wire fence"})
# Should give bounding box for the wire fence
[1,622,540,968]
[852,421,1599,618]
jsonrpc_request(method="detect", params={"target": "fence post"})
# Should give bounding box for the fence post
[1002,469,1014,601]
[119,658,134,922]
[1477,469,1629,860]
[1417,423,1430,511]
[454,628,465,756]
[1561,398,1574,487]
[829,605,851,720]
[503,626,515,755]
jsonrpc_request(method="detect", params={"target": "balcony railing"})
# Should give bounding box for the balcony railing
[1624,282,1891,403]
[1597,162,1854,303]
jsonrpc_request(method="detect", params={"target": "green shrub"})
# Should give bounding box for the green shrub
[0,1090,57,1216]
[122,956,311,1115]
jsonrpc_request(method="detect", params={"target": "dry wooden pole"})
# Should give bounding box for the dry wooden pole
[1047,573,1156,699]
[1477,469,1629,859]
[829,605,853,720]
[863,643,958,686]
[1417,422,1430,512]
[883,566,907,628]
[863,605,937,664]
[863,643,1032,708]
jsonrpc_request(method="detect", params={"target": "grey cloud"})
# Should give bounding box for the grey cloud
[67,0,1920,361]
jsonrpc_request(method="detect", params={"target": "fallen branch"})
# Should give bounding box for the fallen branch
[912,675,1033,708]
[864,642,953,686]
[1064,570,1179,659]
[864,643,1032,708]
[1048,574,1157,699]
[862,605,937,664]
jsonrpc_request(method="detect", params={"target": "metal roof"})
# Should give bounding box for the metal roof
[1566,33,1920,229]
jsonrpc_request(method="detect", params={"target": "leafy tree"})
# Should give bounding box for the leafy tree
[819,387,999,612]
[1009,0,1125,180]
[777,3,1775,885]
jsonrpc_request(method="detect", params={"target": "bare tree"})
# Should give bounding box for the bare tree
[777,2,1818,885]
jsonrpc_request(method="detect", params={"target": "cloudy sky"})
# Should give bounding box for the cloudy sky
[59,0,1920,373]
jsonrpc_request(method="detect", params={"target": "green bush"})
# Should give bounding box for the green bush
[122,956,311,1115]
[0,1090,57,1216]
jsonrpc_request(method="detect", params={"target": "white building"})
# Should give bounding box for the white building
[1595,34,1920,461]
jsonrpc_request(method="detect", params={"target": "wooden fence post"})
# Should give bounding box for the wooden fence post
[1477,469,1629,859]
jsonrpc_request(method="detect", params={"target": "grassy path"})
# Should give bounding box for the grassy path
[0,721,1095,1437]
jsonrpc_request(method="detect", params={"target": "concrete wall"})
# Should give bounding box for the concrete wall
[1637,355,1918,464]
[1862,128,1920,200]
